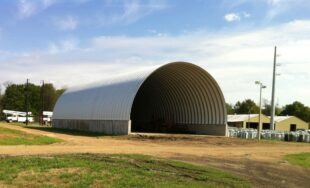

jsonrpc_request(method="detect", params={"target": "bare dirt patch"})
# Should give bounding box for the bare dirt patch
[0,133,17,138]
[169,153,310,188]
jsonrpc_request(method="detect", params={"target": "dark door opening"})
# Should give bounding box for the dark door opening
[130,64,219,134]
[246,122,258,129]
[290,124,296,131]
[130,63,226,135]
[263,123,270,130]
[130,75,191,134]
[228,122,243,128]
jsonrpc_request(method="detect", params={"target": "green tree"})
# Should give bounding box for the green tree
[262,103,282,116]
[56,88,66,100]
[234,99,259,114]
[226,103,235,114]
[41,84,66,111]
[1,82,65,121]
[41,83,57,111]
[0,89,3,120]
[280,101,310,123]
[1,84,25,112]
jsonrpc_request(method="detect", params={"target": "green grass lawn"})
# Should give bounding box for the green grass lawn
[0,154,250,188]
[284,152,310,169]
[0,126,62,145]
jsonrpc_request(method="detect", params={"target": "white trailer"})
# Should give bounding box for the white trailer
[43,111,53,124]
[2,110,34,123]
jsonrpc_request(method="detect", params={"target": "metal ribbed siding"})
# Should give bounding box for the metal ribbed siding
[53,71,151,120]
[53,62,227,134]
[130,62,227,125]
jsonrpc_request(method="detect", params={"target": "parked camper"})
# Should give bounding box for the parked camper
[43,111,53,124]
[2,110,34,123]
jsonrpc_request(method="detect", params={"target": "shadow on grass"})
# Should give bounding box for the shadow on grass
[24,125,121,137]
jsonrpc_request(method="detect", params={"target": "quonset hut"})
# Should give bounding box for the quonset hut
[52,62,227,135]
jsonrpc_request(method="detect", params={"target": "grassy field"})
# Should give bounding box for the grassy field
[0,126,62,145]
[0,154,249,188]
[284,152,310,169]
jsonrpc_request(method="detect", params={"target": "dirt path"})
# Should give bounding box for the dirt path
[1,123,310,187]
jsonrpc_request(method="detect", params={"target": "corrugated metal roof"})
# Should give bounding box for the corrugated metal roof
[271,116,292,123]
[227,114,259,122]
[53,62,226,125]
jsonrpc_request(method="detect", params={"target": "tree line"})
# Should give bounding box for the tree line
[226,99,310,123]
[1,82,309,124]
[0,82,65,120]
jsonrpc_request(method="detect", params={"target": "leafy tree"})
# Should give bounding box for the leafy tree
[234,99,259,114]
[226,103,235,114]
[1,84,26,112]
[280,101,310,123]
[0,91,3,120]
[28,83,41,117]
[262,103,282,116]
[41,84,66,111]
[41,83,57,111]
[56,88,66,100]
[1,82,65,121]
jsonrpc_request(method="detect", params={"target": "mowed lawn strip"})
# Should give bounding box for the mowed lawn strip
[284,152,310,169]
[0,126,62,145]
[0,154,250,188]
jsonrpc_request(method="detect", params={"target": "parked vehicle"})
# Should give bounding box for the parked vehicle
[42,111,53,124]
[2,110,34,123]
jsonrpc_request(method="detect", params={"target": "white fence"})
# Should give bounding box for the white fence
[228,127,310,143]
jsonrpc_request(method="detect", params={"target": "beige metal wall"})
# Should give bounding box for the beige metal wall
[275,117,309,131]
[243,115,270,129]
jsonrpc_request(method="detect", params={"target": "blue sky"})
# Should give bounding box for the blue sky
[1,0,310,106]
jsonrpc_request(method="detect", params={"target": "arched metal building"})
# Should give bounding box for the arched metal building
[52,62,227,135]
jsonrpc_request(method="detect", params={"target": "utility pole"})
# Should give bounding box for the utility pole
[270,46,279,130]
[41,80,44,125]
[25,79,29,126]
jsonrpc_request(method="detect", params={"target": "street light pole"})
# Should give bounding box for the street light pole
[255,81,266,140]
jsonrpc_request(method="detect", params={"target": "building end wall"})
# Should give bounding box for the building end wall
[52,119,130,135]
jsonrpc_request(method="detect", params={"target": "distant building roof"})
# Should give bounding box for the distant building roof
[227,114,259,122]
[270,116,292,123]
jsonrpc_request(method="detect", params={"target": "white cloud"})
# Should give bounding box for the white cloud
[17,0,56,19]
[97,0,168,26]
[224,11,251,22]
[224,13,241,22]
[48,39,78,54]
[1,20,310,106]
[54,16,78,31]
[265,0,310,19]
[18,0,37,18]
[242,11,251,18]
[42,0,56,8]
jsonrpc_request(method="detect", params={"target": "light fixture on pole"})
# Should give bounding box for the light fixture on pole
[255,81,266,140]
